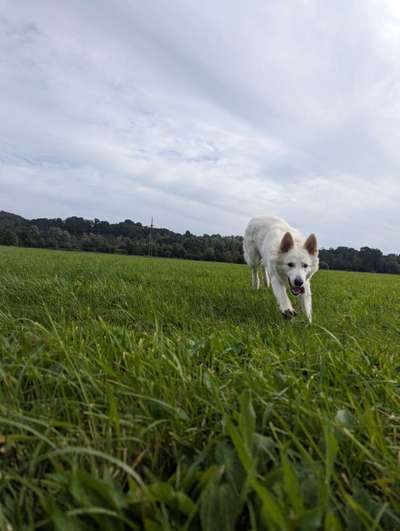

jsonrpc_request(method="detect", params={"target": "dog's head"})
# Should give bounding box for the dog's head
[277,232,319,295]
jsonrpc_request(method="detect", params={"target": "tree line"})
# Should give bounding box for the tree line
[0,211,244,263]
[1,210,399,273]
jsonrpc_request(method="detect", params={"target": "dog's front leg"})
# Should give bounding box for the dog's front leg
[270,276,295,319]
[300,281,312,322]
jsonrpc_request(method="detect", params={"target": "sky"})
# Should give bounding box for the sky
[1,0,400,252]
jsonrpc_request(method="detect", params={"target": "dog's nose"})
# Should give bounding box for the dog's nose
[294,277,304,287]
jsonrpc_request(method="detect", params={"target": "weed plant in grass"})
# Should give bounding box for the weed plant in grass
[0,246,400,530]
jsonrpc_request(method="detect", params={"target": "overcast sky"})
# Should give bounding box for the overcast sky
[1,1,400,251]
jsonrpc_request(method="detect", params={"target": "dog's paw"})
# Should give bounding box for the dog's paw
[282,308,297,320]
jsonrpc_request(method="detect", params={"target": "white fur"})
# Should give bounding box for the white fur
[243,216,319,322]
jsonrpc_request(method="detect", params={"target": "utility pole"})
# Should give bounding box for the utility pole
[148,216,154,256]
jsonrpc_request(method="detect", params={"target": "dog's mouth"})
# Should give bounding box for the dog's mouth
[288,280,305,296]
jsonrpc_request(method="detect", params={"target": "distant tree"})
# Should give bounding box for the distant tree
[0,211,26,228]
[127,240,141,255]
[359,247,383,273]
[204,247,215,261]
[382,258,400,274]
[16,225,42,247]
[94,220,111,234]
[64,217,92,235]
[223,250,233,262]
[0,228,18,246]
[172,243,186,258]
[45,227,72,249]
[31,217,63,231]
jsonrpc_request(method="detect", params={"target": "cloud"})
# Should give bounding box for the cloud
[1,0,400,251]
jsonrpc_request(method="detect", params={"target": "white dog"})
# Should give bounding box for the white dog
[243,216,319,322]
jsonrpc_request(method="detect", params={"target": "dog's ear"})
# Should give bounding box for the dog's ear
[304,233,318,256]
[280,232,294,253]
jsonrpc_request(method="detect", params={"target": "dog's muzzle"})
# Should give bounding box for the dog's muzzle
[288,279,305,296]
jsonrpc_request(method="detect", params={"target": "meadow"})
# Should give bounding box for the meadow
[0,245,399,530]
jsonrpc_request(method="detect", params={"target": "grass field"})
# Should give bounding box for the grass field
[0,245,400,530]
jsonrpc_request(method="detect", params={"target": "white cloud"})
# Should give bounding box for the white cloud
[1,0,400,251]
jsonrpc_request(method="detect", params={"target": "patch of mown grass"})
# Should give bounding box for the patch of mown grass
[0,246,400,530]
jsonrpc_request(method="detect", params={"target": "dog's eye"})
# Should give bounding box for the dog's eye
[303,264,309,268]
[287,262,295,268]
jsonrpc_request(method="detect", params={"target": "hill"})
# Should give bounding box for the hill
[0,210,27,227]
[0,210,399,273]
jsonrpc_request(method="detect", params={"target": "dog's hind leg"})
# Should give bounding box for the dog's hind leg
[251,266,260,290]
[261,266,270,288]
[244,239,261,289]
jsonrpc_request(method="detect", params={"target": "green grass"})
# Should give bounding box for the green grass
[0,245,400,530]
